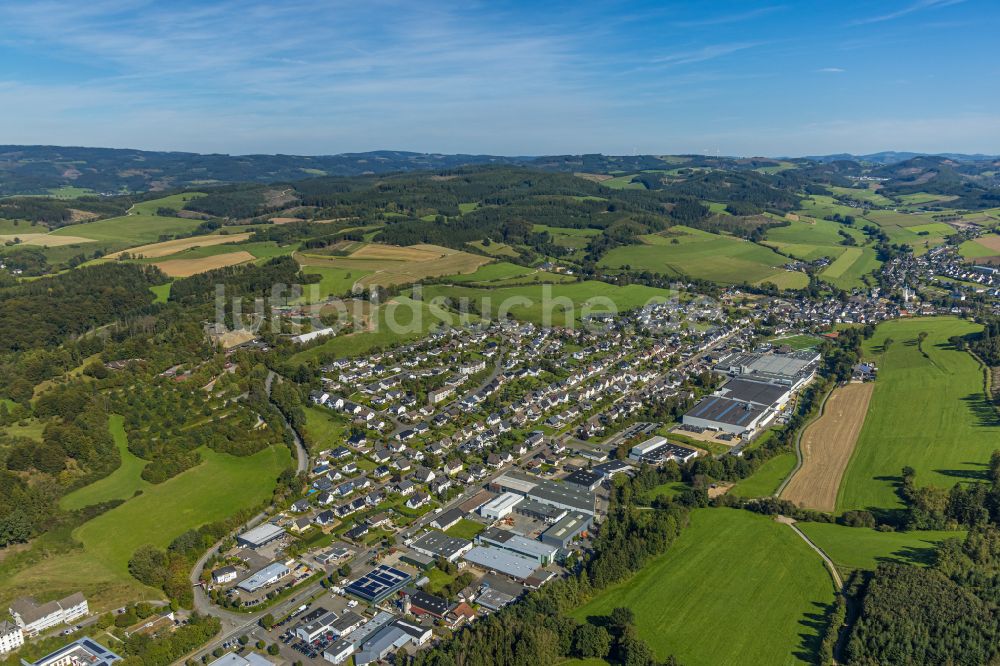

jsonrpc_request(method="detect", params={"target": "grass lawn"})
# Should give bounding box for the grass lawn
[423,567,460,596]
[302,405,349,449]
[797,523,962,573]
[573,508,835,666]
[444,518,485,540]
[642,481,689,503]
[730,452,796,498]
[2,445,291,611]
[150,282,172,303]
[837,317,998,512]
[770,334,820,350]
[60,415,151,510]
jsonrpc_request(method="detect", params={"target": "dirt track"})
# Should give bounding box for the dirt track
[781,382,874,512]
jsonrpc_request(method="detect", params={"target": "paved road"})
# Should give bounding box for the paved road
[266,370,309,474]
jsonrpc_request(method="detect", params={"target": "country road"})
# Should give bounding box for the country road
[266,370,309,474]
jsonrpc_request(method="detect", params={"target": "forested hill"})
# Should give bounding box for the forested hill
[0,146,530,196]
[4,144,999,198]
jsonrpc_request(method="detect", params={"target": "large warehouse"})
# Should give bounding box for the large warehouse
[236,523,285,549]
[714,350,819,389]
[682,395,774,436]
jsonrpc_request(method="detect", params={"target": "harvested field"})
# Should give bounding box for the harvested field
[107,233,251,259]
[154,250,255,277]
[350,243,448,261]
[355,252,489,287]
[972,234,1000,254]
[0,233,94,246]
[782,382,874,511]
[269,217,301,224]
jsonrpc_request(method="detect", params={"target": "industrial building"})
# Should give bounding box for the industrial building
[491,472,596,515]
[237,562,290,593]
[479,492,524,520]
[294,607,339,642]
[540,512,591,548]
[514,499,567,524]
[463,546,539,581]
[628,436,699,464]
[236,523,285,549]
[682,395,773,437]
[345,565,412,603]
[409,531,473,562]
[477,528,559,565]
[715,350,819,389]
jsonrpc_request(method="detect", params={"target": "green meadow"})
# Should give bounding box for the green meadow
[599,226,806,287]
[797,523,962,573]
[729,452,797,498]
[2,445,291,610]
[60,415,151,510]
[573,509,835,666]
[837,317,998,512]
[423,280,674,326]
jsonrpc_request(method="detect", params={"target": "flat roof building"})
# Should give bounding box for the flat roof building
[463,546,539,581]
[682,395,772,437]
[489,472,538,496]
[563,469,603,491]
[236,523,285,549]
[479,492,524,520]
[526,478,595,515]
[715,378,790,407]
[237,562,290,593]
[477,529,559,565]
[27,638,121,666]
[345,565,412,603]
[540,512,592,549]
[514,499,567,524]
[295,608,339,643]
[409,531,473,563]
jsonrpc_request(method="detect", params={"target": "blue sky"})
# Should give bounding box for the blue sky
[0,0,997,156]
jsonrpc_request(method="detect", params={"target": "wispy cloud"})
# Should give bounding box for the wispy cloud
[850,0,965,26]
[818,67,846,73]
[671,6,785,28]
[650,42,764,67]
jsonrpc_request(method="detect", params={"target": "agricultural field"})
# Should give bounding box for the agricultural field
[599,226,807,288]
[466,240,520,257]
[730,452,796,498]
[796,195,864,221]
[423,280,674,326]
[129,192,205,215]
[826,185,894,207]
[600,174,646,189]
[107,232,252,259]
[60,415,151,510]
[797,523,962,573]
[818,247,880,290]
[153,250,256,277]
[837,317,998,512]
[295,243,490,288]
[782,383,874,512]
[959,232,1000,259]
[294,265,370,302]
[50,213,202,252]
[445,261,537,284]
[573,508,836,666]
[1,445,291,611]
[0,232,94,247]
[763,216,867,262]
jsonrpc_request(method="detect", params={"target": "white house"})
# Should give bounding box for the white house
[0,622,23,655]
